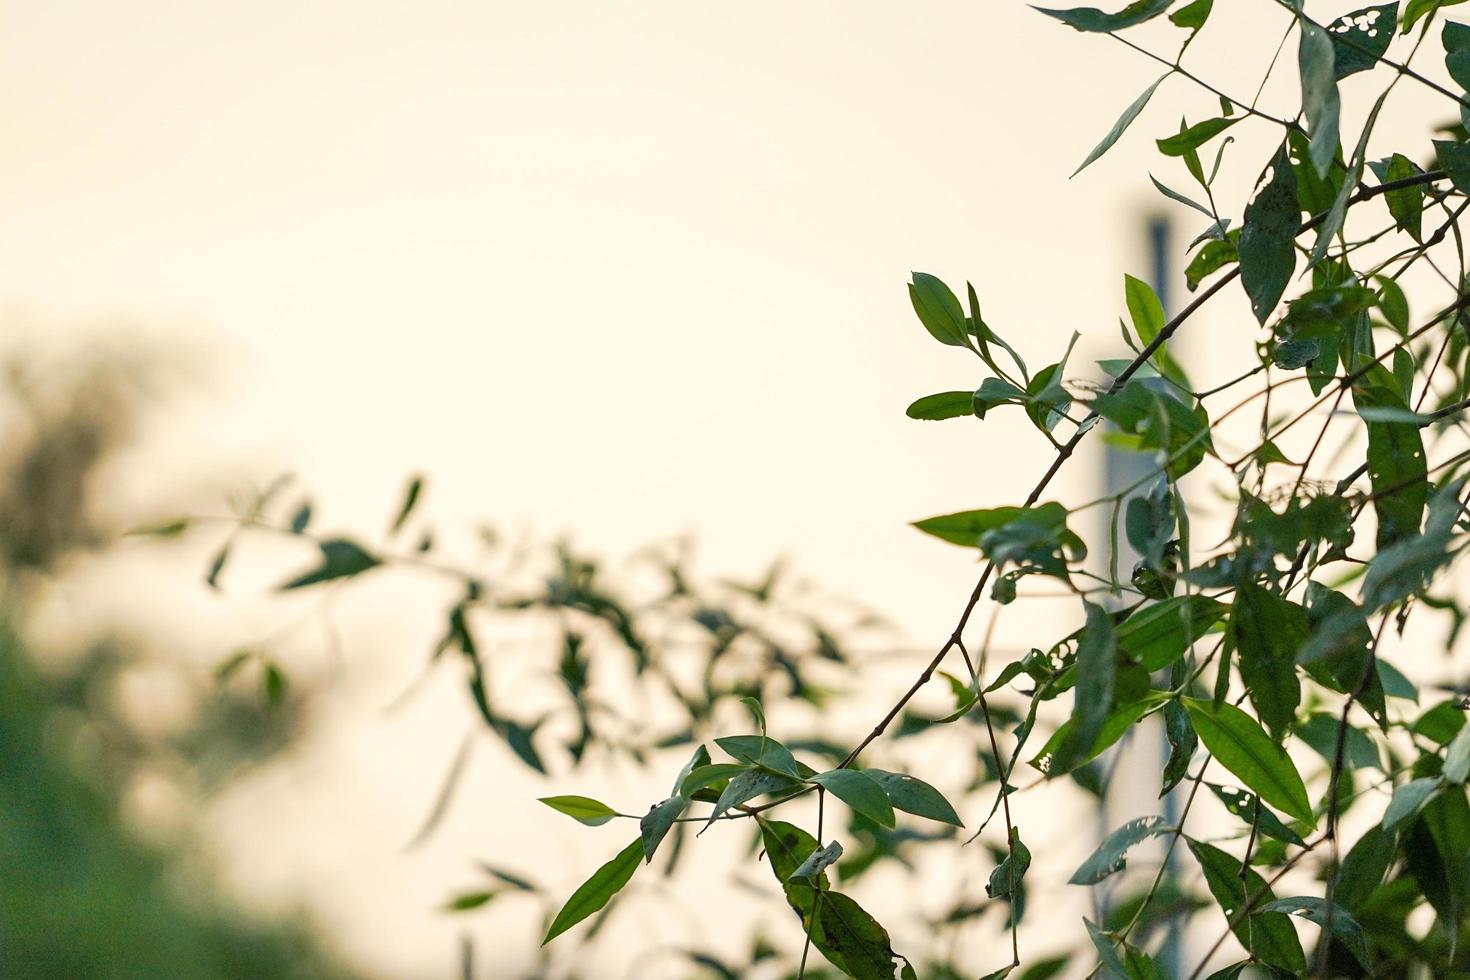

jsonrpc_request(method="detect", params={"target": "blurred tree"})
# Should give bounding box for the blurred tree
[0,348,360,980]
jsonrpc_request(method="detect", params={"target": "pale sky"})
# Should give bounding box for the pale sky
[3,2,1460,977]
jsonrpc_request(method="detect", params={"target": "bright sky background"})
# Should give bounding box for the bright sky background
[3,2,1460,977]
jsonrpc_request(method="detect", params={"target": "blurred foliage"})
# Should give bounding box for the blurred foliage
[0,348,359,979]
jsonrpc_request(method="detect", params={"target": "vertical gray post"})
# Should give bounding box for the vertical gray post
[1097,214,1182,975]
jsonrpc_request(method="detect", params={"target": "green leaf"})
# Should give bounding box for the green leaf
[811,770,896,829]
[1185,232,1239,291]
[1382,776,1442,830]
[909,272,970,348]
[679,762,748,798]
[815,893,911,979]
[705,769,800,828]
[912,506,1031,548]
[866,769,964,826]
[1298,15,1341,178]
[1032,697,1157,775]
[757,820,910,979]
[261,661,288,705]
[444,890,497,912]
[1053,602,1118,773]
[1070,815,1173,884]
[542,838,642,944]
[975,377,1028,419]
[1086,918,1165,979]
[1162,699,1197,796]
[1370,152,1424,241]
[1206,783,1306,846]
[288,502,312,534]
[1187,838,1306,974]
[906,391,975,421]
[1239,142,1299,323]
[1074,74,1169,176]
[640,797,688,863]
[1182,699,1313,824]
[539,795,619,827]
[1257,897,1372,971]
[1355,371,1427,548]
[1156,116,1238,157]
[1331,4,1398,77]
[1117,596,1226,670]
[1230,584,1306,739]
[129,517,191,537]
[1124,274,1184,383]
[1334,823,1398,911]
[389,474,424,533]
[1295,713,1381,771]
[1170,0,1213,32]
[278,538,380,590]
[1435,137,1470,195]
[985,827,1032,899]
[1445,724,1470,783]
[1406,0,1469,34]
[714,735,803,777]
[789,841,844,880]
[1034,0,1176,33]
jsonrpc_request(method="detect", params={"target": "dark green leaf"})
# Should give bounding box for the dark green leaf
[985,827,1032,898]
[679,763,748,798]
[867,769,963,826]
[757,820,909,979]
[811,770,896,829]
[1032,697,1157,775]
[1170,0,1212,32]
[639,797,688,863]
[1434,138,1470,194]
[278,538,380,590]
[1330,4,1397,78]
[1206,783,1306,846]
[542,838,642,944]
[388,474,425,533]
[714,735,803,777]
[1257,897,1372,971]
[1070,815,1173,884]
[1369,153,1424,240]
[1185,232,1239,291]
[1182,699,1313,824]
[1239,143,1299,324]
[1034,0,1176,32]
[1162,699,1197,796]
[906,391,975,421]
[1117,595,1227,669]
[1355,370,1427,548]
[539,795,619,827]
[1334,823,1398,911]
[1295,713,1381,771]
[1230,584,1306,739]
[1053,602,1118,773]
[706,769,800,827]
[909,272,970,348]
[1187,838,1306,974]
[1157,116,1238,157]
